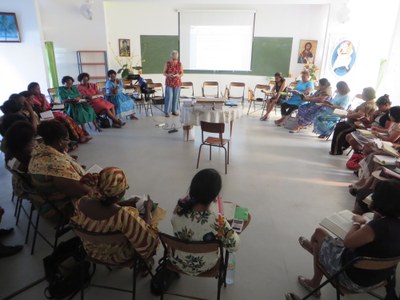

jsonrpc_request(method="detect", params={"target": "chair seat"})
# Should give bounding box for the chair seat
[204,137,229,146]
[165,259,221,278]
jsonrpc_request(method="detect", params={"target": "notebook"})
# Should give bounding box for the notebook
[332,108,347,117]
[40,110,54,121]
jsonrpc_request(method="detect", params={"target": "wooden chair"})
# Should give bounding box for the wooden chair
[247,84,270,115]
[285,256,400,300]
[180,81,194,98]
[196,121,230,174]
[148,82,165,114]
[158,232,227,300]
[71,224,153,300]
[202,81,219,98]
[227,82,245,103]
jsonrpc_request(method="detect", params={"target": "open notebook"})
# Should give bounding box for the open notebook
[319,210,371,240]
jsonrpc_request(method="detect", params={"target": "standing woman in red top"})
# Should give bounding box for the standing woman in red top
[162,50,183,117]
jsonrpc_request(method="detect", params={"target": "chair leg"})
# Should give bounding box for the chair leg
[223,147,227,174]
[16,197,23,225]
[25,204,34,244]
[246,100,252,115]
[132,259,136,300]
[196,144,204,169]
[31,211,40,255]
[209,145,212,160]
[11,191,15,203]
[227,142,230,164]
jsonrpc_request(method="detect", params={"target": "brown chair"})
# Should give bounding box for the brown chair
[158,232,227,300]
[247,84,270,115]
[148,82,165,113]
[227,82,245,103]
[196,121,230,174]
[202,81,219,98]
[180,81,194,98]
[285,256,400,300]
[71,223,153,300]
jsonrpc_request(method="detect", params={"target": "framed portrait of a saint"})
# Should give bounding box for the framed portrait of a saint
[297,40,317,64]
[119,39,130,57]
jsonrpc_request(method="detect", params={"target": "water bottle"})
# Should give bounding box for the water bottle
[225,253,235,285]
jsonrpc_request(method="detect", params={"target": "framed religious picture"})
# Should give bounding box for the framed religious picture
[119,39,131,57]
[0,12,21,42]
[330,40,356,77]
[297,40,317,64]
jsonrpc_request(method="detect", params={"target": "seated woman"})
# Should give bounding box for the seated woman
[313,81,351,138]
[28,82,91,144]
[330,87,376,155]
[71,167,159,264]
[171,168,240,276]
[28,121,91,222]
[293,180,400,299]
[260,72,287,121]
[275,70,314,126]
[57,75,100,134]
[288,78,333,133]
[77,72,125,128]
[106,70,137,120]
[1,94,38,132]
[346,95,392,153]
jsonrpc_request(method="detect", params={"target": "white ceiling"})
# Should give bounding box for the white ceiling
[103,0,344,4]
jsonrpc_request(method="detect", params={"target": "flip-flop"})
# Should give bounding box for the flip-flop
[298,236,313,254]
[298,276,321,298]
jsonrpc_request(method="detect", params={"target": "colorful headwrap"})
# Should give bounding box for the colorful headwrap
[98,167,128,198]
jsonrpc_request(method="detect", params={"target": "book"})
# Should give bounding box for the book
[209,201,237,221]
[234,207,249,221]
[319,209,356,240]
[356,129,375,138]
[51,104,65,111]
[381,141,400,158]
[373,155,397,165]
[381,167,400,180]
[332,108,347,117]
[40,110,54,120]
[84,164,103,174]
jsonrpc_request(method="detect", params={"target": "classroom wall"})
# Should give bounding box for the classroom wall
[37,0,108,85]
[0,0,48,105]
[104,2,330,95]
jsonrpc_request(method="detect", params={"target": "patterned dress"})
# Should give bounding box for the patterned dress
[313,94,351,136]
[296,86,332,126]
[71,198,159,263]
[77,83,114,114]
[57,86,96,125]
[171,200,240,276]
[105,80,135,118]
[28,143,85,221]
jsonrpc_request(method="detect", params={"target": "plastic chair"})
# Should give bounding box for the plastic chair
[71,223,154,300]
[202,81,219,98]
[285,256,400,300]
[158,232,227,300]
[47,88,60,104]
[196,121,230,174]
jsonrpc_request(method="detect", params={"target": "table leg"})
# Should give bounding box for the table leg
[183,125,192,141]
[229,121,233,139]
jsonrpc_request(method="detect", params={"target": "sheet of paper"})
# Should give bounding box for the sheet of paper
[40,110,54,120]
[84,164,103,174]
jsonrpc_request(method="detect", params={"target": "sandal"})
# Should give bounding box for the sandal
[298,236,313,254]
[298,276,321,298]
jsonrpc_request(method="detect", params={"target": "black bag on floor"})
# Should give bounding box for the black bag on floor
[96,115,111,128]
[150,258,180,296]
[43,237,92,299]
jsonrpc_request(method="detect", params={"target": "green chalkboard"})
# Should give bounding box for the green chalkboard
[140,35,179,74]
[251,37,293,77]
[140,35,292,76]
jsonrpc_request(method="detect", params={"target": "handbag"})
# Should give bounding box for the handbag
[346,153,364,170]
[96,115,111,128]
[283,115,298,130]
[150,258,180,296]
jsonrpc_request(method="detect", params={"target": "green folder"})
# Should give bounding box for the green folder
[234,207,249,221]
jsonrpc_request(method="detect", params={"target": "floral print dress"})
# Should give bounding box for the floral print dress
[171,201,240,276]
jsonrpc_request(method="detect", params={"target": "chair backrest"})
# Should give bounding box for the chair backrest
[287,81,298,91]
[96,81,107,95]
[254,84,270,100]
[148,82,164,97]
[181,81,194,97]
[159,232,223,257]
[47,87,59,103]
[352,256,400,271]
[200,121,225,134]
[145,78,154,84]
[228,82,245,99]
[71,223,127,245]
[202,81,219,98]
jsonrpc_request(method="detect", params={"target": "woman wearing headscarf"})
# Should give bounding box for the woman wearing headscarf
[71,167,160,264]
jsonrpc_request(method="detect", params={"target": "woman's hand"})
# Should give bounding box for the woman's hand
[352,214,367,224]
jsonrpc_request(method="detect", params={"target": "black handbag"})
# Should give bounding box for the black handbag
[150,258,180,296]
[96,115,111,128]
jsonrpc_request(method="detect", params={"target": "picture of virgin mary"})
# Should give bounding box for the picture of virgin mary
[331,40,356,76]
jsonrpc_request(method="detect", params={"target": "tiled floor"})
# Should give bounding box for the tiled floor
[0,108,390,299]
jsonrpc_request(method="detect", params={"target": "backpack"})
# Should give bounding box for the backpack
[43,237,93,299]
